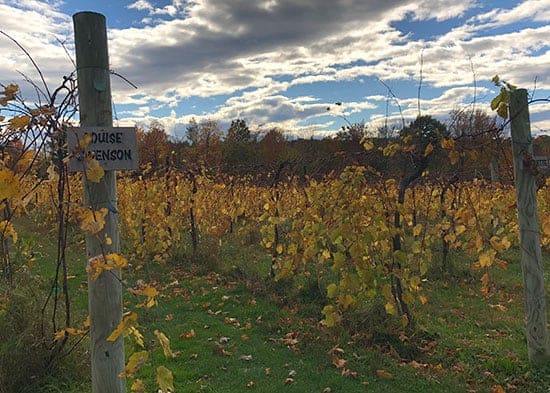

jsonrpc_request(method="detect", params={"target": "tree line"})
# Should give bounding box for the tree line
[137,109,550,183]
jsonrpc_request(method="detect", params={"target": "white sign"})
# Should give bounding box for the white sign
[67,127,138,172]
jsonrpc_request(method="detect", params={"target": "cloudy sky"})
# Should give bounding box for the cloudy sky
[1,0,549,139]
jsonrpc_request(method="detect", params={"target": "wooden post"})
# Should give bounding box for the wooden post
[73,12,126,392]
[509,88,550,366]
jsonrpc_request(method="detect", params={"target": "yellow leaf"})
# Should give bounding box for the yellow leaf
[478,250,495,268]
[107,312,138,342]
[129,326,145,347]
[448,150,460,165]
[440,138,455,149]
[86,164,105,183]
[141,285,159,308]
[15,150,35,173]
[385,301,397,316]
[490,236,511,253]
[3,84,18,100]
[0,168,21,201]
[0,220,17,243]
[424,143,434,157]
[120,351,148,378]
[276,244,283,254]
[363,139,374,151]
[376,369,393,379]
[156,366,174,393]
[412,224,423,237]
[87,253,128,280]
[322,305,341,327]
[79,133,92,149]
[78,207,108,234]
[326,283,338,298]
[131,379,146,393]
[154,330,176,358]
[340,294,355,309]
[8,115,30,130]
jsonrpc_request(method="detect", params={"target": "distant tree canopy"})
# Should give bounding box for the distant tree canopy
[226,119,252,143]
[137,121,170,170]
[222,119,257,173]
[131,111,527,184]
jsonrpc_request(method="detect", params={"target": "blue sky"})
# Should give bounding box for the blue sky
[1,0,549,139]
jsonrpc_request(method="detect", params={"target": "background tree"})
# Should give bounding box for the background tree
[259,128,286,166]
[137,121,170,171]
[184,118,222,169]
[222,119,257,174]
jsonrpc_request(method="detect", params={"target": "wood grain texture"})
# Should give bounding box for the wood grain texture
[73,11,126,392]
[510,88,550,366]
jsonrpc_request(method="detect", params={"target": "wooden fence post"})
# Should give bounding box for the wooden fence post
[73,12,126,392]
[509,88,550,366]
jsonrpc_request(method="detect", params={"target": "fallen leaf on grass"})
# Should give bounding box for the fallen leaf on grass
[341,369,358,378]
[284,378,294,384]
[265,368,271,376]
[180,329,195,339]
[332,358,347,369]
[491,385,506,393]
[410,360,429,369]
[212,342,232,356]
[224,317,241,327]
[452,363,465,372]
[375,369,393,379]
[246,381,255,389]
[240,354,253,361]
[282,332,299,346]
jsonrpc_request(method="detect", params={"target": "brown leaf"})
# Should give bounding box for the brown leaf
[246,381,255,389]
[180,329,196,339]
[491,385,506,393]
[332,358,347,369]
[341,369,358,378]
[375,369,393,379]
[452,363,465,373]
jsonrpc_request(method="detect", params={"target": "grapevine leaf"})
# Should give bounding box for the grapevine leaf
[78,207,108,234]
[156,366,174,393]
[107,312,138,342]
[119,351,148,378]
[154,329,176,358]
[131,379,146,393]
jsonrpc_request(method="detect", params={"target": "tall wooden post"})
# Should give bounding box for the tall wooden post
[510,88,550,366]
[73,12,126,391]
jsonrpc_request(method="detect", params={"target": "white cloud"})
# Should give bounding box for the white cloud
[0,0,548,136]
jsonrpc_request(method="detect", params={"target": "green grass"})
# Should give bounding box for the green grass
[2,218,550,392]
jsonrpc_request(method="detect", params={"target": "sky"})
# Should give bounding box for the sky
[0,0,549,140]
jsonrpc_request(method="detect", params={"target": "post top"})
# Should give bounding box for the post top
[73,11,106,20]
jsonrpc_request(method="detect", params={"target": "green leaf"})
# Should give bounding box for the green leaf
[491,75,500,86]
[497,102,508,119]
[327,283,338,298]
[490,94,502,111]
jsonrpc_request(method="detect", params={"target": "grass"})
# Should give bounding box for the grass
[2,217,550,392]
